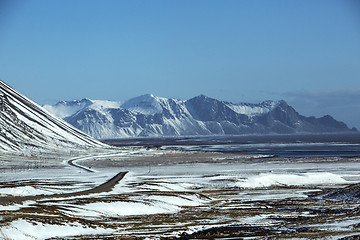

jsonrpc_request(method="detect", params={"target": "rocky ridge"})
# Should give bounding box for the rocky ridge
[44,94,356,139]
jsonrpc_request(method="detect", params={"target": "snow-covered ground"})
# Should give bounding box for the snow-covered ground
[1,149,360,239]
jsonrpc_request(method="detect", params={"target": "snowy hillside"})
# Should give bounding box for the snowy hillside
[45,94,356,139]
[225,100,279,117]
[121,94,166,115]
[0,80,106,152]
[43,99,121,119]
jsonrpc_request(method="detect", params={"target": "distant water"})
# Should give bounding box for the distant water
[102,133,360,158]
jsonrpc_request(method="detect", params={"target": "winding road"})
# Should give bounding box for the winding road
[67,156,96,173]
[0,154,128,205]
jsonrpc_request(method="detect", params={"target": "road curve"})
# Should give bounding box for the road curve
[0,171,128,205]
[67,156,96,173]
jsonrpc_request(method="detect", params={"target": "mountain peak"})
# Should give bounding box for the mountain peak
[133,93,156,99]
[121,94,164,115]
[44,98,94,119]
[193,94,212,100]
[56,98,93,106]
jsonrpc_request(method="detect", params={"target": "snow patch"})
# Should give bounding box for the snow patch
[0,186,51,197]
[78,201,180,216]
[0,219,111,240]
[148,195,204,207]
[226,101,279,116]
[236,172,348,188]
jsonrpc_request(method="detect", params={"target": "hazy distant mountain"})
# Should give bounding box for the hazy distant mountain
[0,80,106,152]
[44,94,356,139]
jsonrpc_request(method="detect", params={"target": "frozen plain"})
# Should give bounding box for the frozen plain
[1,146,360,239]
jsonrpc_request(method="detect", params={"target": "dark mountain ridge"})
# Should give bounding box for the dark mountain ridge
[44,94,356,139]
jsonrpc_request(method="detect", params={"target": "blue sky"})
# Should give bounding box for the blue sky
[0,0,359,129]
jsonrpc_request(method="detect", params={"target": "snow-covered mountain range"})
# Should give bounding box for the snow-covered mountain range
[43,94,356,139]
[0,80,105,152]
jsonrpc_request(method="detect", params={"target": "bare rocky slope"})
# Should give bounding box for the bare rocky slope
[0,80,106,152]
